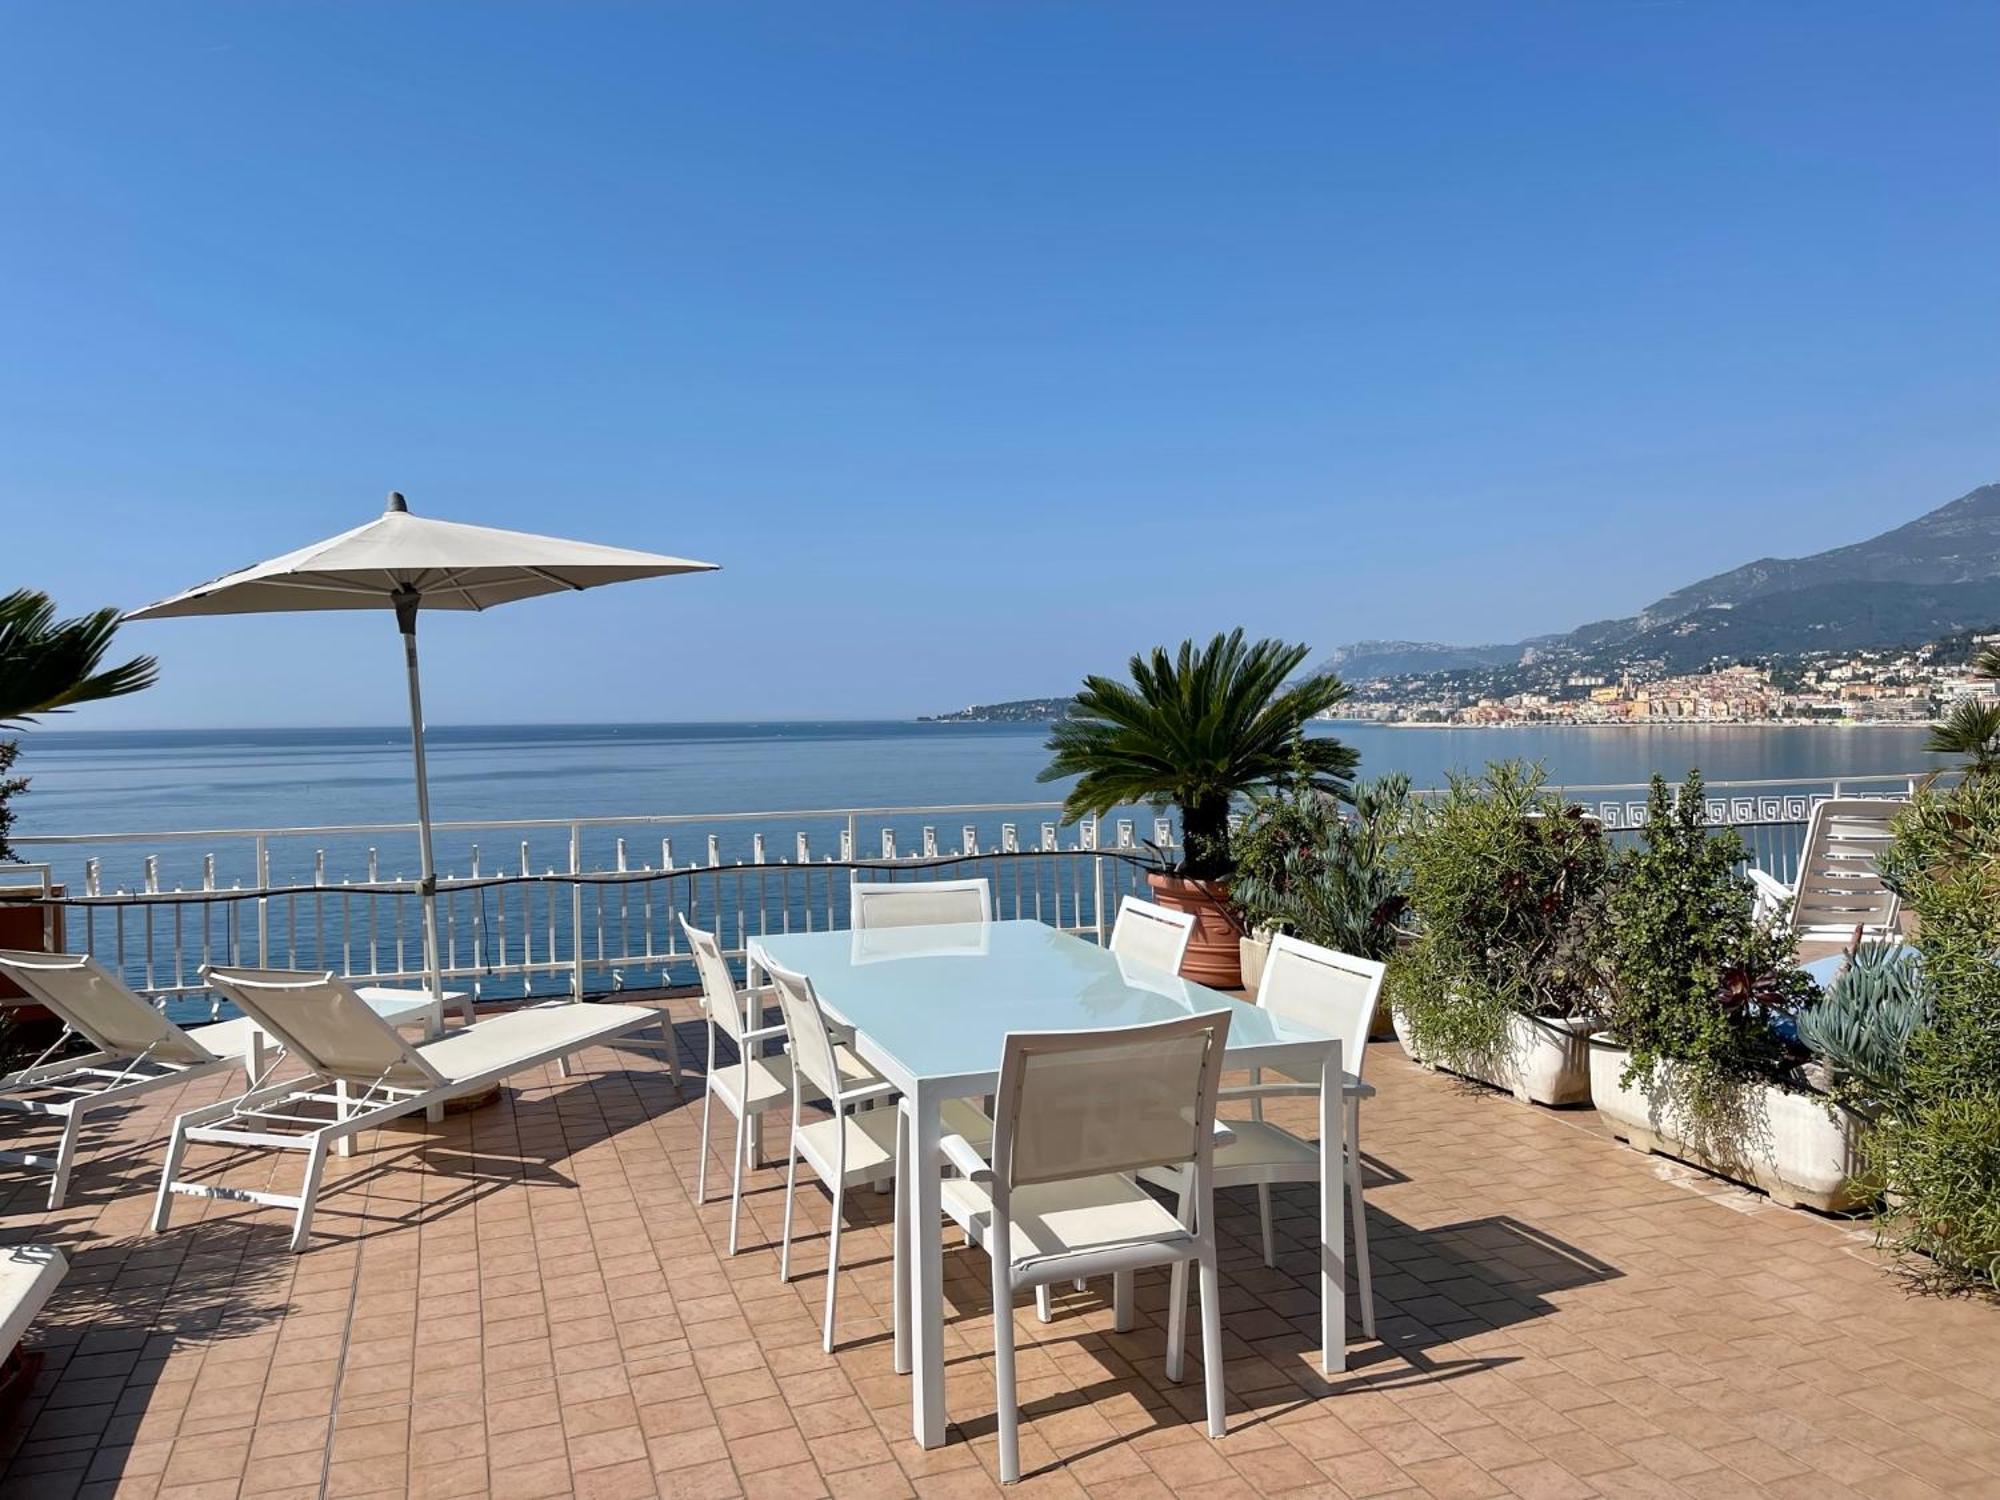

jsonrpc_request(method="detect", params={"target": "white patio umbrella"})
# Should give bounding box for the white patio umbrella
[127,492,718,1012]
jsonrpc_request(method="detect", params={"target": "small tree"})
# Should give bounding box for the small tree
[0,589,158,858]
[1924,641,2000,775]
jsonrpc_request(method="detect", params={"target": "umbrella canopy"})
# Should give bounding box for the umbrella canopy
[128,493,719,1020]
[127,492,716,618]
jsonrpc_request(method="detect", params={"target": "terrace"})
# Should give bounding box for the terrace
[0,775,1995,1499]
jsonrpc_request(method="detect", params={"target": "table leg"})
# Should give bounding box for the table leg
[1321,1040,1346,1374]
[908,1084,947,1447]
[893,1099,911,1377]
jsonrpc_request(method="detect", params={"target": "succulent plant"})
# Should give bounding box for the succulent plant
[1795,941,1930,1103]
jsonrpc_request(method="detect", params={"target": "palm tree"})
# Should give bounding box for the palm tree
[1925,641,2000,775]
[0,589,157,726]
[1039,630,1355,880]
[0,590,157,858]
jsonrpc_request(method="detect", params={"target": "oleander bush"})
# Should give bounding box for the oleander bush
[1393,761,1608,1068]
[1871,773,2000,1291]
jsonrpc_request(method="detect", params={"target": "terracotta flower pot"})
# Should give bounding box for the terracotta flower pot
[1144,872,1243,989]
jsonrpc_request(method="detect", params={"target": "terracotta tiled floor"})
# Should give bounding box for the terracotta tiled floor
[2,994,1998,1499]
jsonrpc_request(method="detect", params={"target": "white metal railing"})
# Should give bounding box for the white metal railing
[5,771,1935,1022]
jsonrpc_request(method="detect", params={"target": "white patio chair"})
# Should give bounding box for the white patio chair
[681,917,883,1255]
[762,957,990,1353]
[1107,896,1195,974]
[0,951,245,1209]
[849,877,991,929]
[935,1008,1233,1483]
[153,965,668,1251]
[1748,798,1902,946]
[1144,934,1383,1339]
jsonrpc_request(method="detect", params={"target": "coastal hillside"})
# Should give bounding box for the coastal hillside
[1318,481,2000,680]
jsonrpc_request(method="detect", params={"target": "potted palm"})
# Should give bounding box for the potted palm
[1040,630,1355,988]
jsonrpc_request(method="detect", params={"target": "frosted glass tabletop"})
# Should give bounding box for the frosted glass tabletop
[749,919,1338,1095]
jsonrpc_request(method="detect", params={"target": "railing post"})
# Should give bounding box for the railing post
[569,822,585,999]
[254,834,270,966]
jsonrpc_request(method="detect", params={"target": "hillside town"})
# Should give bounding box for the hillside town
[1336,631,2000,726]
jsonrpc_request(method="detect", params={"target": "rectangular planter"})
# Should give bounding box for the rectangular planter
[1391,1007,1594,1106]
[1587,1037,1871,1213]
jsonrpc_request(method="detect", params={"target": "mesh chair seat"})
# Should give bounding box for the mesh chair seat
[942,1173,1192,1272]
[1209,1117,1324,1173]
[710,1044,880,1114]
[796,1098,994,1190]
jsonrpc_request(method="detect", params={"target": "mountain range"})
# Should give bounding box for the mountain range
[1320,482,2000,682]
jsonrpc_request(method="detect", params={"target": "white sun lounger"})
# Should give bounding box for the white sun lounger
[154,965,669,1251]
[1748,797,1902,946]
[0,950,248,1209]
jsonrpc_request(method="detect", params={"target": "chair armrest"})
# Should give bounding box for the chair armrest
[738,1023,788,1044]
[1747,868,1791,920]
[839,1079,900,1109]
[1212,1120,1236,1149]
[939,1133,993,1183]
[1219,1077,1371,1101]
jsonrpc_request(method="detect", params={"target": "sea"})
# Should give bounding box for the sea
[4,719,1949,894]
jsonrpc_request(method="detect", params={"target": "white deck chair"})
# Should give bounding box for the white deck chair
[681,918,881,1255]
[0,951,247,1208]
[849,877,991,929]
[1107,896,1195,974]
[1144,935,1383,1339]
[1749,798,1902,946]
[153,966,668,1251]
[762,957,990,1353]
[936,1009,1233,1483]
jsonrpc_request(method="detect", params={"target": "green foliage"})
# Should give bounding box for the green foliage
[1924,698,2000,774]
[0,589,158,726]
[1795,942,1930,1108]
[1231,763,1411,963]
[1394,762,1608,1067]
[1872,774,2000,1290]
[1599,771,1814,1134]
[0,740,25,862]
[1040,631,1356,880]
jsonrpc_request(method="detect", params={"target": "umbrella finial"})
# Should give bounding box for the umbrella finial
[386,491,408,513]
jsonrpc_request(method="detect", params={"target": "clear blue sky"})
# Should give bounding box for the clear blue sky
[5,2,1996,727]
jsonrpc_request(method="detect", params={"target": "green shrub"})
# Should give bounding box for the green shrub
[1873,773,2000,1290]
[1231,769,1410,963]
[1394,761,1608,1069]
[1599,771,1813,1140]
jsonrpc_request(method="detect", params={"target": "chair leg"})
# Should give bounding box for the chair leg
[557,1054,573,1078]
[696,1083,714,1205]
[1348,1101,1375,1339]
[727,1104,750,1257]
[1112,1270,1134,1333]
[822,1180,845,1354]
[1198,1246,1226,1439]
[46,1108,85,1211]
[151,1116,189,1232]
[658,1017,683,1087]
[778,1132,801,1282]
[335,1080,354,1159]
[1165,1259,1189,1383]
[1257,1183,1276,1268]
[1035,1284,1053,1324]
[993,1264,1020,1484]
[291,1136,331,1253]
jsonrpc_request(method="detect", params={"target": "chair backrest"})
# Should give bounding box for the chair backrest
[761,958,849,1105]
[204,965,445,1091]
[849,878,990,930]
[992,1009,1231,1190]
[1257,935,1384,1080]
[1107,897,1195,975]
[678,917,750,1043]
[0,950,218,1067]
[1791,799,1902,939]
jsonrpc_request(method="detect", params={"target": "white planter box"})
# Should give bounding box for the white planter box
[1391,1007,1594,1106]
[1587,1038,1870,1213]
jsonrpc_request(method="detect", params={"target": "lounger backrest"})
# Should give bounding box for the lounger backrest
[1791,799,1902,939]
[1258,936,1383,1082]
[1107,896,1195,975]
[678,918,751,1044]
[0,950,219,1066]
[205,966,445,1091]
[849,878,990,930]
[993,1009,1230,1188]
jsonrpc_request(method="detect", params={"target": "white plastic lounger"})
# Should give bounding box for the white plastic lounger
[154,966,668,1251]
[1749,798,1902,946]
[0,950,247,1209]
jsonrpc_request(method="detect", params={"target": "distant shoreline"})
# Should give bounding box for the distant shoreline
[1320,717,1937,732]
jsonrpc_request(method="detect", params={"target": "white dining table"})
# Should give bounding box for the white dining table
[748,918,1349,1450]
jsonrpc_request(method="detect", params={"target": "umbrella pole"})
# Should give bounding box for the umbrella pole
[394,590,448,1033]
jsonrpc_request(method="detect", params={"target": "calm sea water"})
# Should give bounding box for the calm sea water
[10,719,1947,840]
